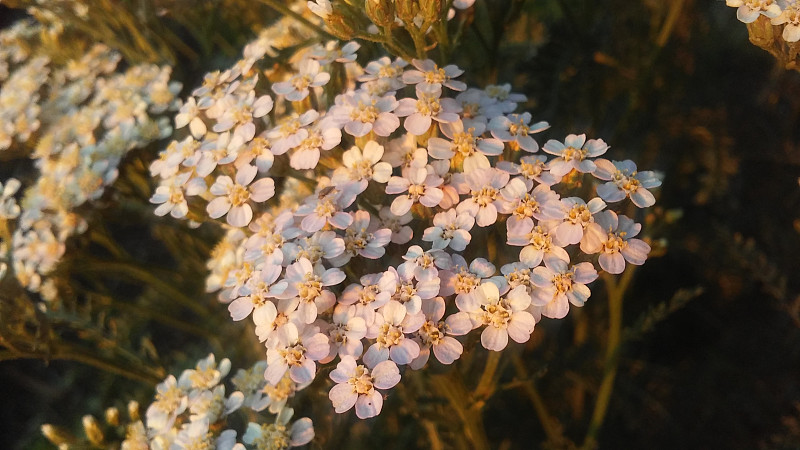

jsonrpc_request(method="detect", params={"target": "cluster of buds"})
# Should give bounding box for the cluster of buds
[0,27,181,301]
[42,355,313,450]
[150,5,661,426]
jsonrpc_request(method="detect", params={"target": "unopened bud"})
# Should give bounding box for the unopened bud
[41,424,75,447]
[365,0,395,27]
[420,0,443,24]
[395,0,419,23]
[82,415,104,446]
[127,400,140,422]
[105,407,120,426]
[325,12,355,40]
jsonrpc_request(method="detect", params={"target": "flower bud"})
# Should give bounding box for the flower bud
[395,0,419,24]
[82,415,105,446]
[365,0,395,28]
[127,400,140,422]
[41,424,75,447]
[105,407,120,426]
[420,0,443,24]
[325,11,356,40]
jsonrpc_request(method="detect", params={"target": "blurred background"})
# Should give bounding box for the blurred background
[1,0,799,448]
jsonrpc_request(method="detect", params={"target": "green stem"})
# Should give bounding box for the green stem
[511,354,562,444]
[581,266,637,449]
[430,371,491,450]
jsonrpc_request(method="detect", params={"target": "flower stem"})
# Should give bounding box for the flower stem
[581,266,637,449]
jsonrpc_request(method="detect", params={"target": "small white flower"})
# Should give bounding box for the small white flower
[206,164,274,227]
[488,112,549,152]
[264,323,330,385]
[272,58,330,101]
[329,355,401,419]
[386,165,444,216]
[581,211,650,274]
[531,259,598,319]
[395,84,462,135]
[422,208,475,251]
[727,0,782,23]
[593,159,661,208]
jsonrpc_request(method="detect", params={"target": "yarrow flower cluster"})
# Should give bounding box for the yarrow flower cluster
[150,18,663,430]
[0,30,181,301]
[50,354,314,450]
[726,0,800,42]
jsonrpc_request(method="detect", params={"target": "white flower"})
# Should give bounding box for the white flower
[307,0,333,19]
[498,179,561,230]
[456,167,510,227]
[581,211,650,274]
[329,210,392,266]
[333,141,394,192]
[323,304,368,362]
[264,323,330,385]
[398,245,453,282]
[329,355,401,419]
[727,0,782,23]
[410,296,464,369]
[422,208,474,251]
[386,166,444,216]
[228,264,287,321]
[279,257,345,324]
[488,112,549,152]
[440,255,496,313]
[468,282,536,352]
[550,196,606,246]
[497,154,560,189]
[542,134,608,177]
[395,84,462,135]
[294,183,358,233]
[427,120,504,173]
[378,206,414,244]
[340,271,396,326]
[207,164,274,227]
[593,159,661,208]
[272,58,330,101]
[288,124,341,170]
[363,300,424,366]
[402,59,467,91]
[531,259,598,319]
[174,97,207,139]
[329,90,400,137]
[243,408,314,448]
[772,3,800,42]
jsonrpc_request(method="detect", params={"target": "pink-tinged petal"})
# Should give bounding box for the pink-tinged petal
[481,326,509,351]
[784,24,800,42]
[236,164,258,185]
[420,188,444,207]
[531,287,555,307]
[507,311,536,343]
[345,120,372,137]
[475,204,498,227]
[249,178,275,202]
[404,113,432,135]
[737,6,759,23]
[290,148,320,170]
[322,268,346,286]
[290,358,316,384]
[390,338,420,365]
[622,239,650,265]
[272,81,294,95]
[373,113,400,136]
[227,205,253,228]
[592,159,616,180]
[556,222,584,245]
[372,162,393,183]
[228,297,254,321]
[630,188,656,208]
[363,345,389,368]
[304,333,330,359]
[542,296,569,319]
[517,135,539,152]
[329,383,358,413]
[330,356,357,383]
[520,246,544,268]
[572,262,598,283]
[206,196,231,219]
[372,360,401,389]
[548,159,572,178]
[298,301,318,324]
[506,285,532,311]
[391,195,414,216]
[445,312,473,335]
[433,337,463,364]
[580,223,606,254]
[264,360,288,385]
[567,283,591,307]
[599,252,625,274]
[301,214,327,233]
[577,159,597,173]
[289,418,315,446]
[355,390,383,419]
[596,183,626,203]
[564,134,586,148]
